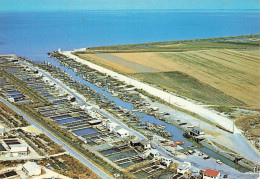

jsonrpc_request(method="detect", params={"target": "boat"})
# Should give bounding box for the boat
[131,109,138,112]
[112,93,118,97]
[203,155,210,160]
[158,124,166,130]
[166,132,172,138]
[216,160,223,165]
[175,141,185,145]
[172,144,177,147]
[184,152,189,155]
[163,142,171,146]
[188,150,194,154]
[187,145,197,149]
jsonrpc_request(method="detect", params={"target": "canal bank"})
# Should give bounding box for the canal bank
[60,51,260,164]
[45,52,258,177]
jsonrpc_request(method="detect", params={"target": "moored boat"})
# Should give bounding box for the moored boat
[175,141,185,145]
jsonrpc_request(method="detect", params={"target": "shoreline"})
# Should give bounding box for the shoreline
[83,34,260,50]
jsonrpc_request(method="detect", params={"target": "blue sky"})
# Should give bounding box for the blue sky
[1,0,260,11]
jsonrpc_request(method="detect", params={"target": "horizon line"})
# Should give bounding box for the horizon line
[1,8,259,13]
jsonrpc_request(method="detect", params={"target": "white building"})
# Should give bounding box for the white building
[116,128,130,138]
[177,162,191,175]
[140,139,151,149]
[107,122,119,132]
[35,72,43,78]
[42,76,49,83]
[10,144,28,157]
[203,169,220,179]
[160,156,172,167]
[0,126,5,137]
[23,162,41,176]
[7,97,15,103]
[102,118,110,126]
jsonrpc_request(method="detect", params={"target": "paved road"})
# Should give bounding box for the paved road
[0,97,111,179]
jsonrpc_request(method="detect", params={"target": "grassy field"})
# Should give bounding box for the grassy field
[77,35,260,108]
[132,71,245,106]
[85,34,260,51]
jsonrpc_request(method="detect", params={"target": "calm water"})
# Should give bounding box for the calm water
[0,10,258,172]
[73,128,97,135]
[51,114,71,120]
[0,10,260,61]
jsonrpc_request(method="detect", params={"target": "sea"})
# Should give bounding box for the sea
[0,10,259,61]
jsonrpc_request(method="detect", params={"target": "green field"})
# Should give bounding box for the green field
[84,34,260,52]
[132,71,245,106]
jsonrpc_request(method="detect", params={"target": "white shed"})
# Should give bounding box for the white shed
[116,128,130,138]
[7,97,15,103]
[107,122,119,132]
[160,156,172,167]
[23,162,41,176]
[10,144,28,157]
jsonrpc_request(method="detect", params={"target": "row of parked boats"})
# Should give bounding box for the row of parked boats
[145,122,172,138]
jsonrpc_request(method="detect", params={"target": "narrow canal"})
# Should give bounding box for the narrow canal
[44,57,248,172]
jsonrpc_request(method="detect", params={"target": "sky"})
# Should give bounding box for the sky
[0,0,260,12]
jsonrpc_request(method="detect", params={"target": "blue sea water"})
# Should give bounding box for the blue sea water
[0,10,259,61]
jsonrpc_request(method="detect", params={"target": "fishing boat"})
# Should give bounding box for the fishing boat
[158,124,166,130]
[166,132,172,138]
[216,160,223,165]
[163,142,172,146]
[184,152,189,155]
[187,145,197,149]
[188,150,194,154]
[175,141,185,145]
[203,155,210,160]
